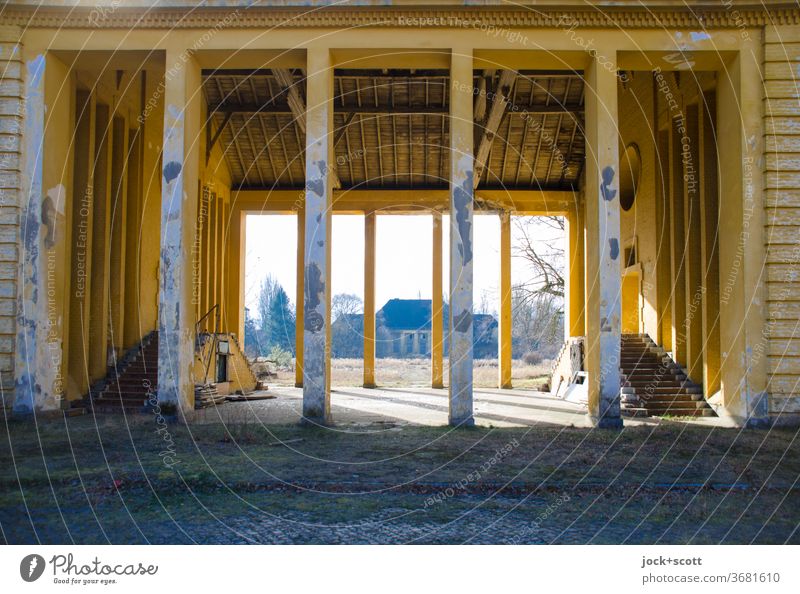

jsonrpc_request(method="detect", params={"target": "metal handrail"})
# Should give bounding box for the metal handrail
[196,304,221,384]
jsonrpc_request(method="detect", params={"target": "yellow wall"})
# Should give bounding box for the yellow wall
[764,25,800,414]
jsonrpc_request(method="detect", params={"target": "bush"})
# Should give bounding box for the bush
[523,351,542,366]
[268,345,293,368]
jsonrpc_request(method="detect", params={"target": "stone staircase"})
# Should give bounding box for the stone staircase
[90,332,159,413]
[620,334,715,418]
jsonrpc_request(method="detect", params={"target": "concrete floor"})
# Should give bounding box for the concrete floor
[194,386,730,428]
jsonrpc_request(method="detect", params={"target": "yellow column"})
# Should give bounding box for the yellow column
[226,207,245,346]
[205,192,217,319]
[431,212,444,388]
[669,114,687,367]
[67,90,96,400]
[364,211,377,387]
[123,124,143,350]
[499,211,512,389]
[302,47,334,424]
[655,127,673,351]
[295,208,305,387]
[109,115,129,353]
[566,205,585,337]
[717,40,768,425]
[584,49,622,429]
[682,104,703,382]
[699,91,721,397]
[200,186,211,317]
[448,48,475,426]
[88,102,113,382]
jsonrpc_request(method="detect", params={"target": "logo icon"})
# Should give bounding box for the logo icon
[20,554,45,582]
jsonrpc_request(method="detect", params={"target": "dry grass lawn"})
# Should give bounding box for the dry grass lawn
[269,357,552,388]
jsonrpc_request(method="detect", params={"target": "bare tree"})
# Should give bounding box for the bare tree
[513,216,565,299]
[332,293,363,322]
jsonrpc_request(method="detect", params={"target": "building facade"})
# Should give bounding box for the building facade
[1,1,799,427]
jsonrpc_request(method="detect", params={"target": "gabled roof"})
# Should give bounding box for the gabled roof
[378,298,437,331]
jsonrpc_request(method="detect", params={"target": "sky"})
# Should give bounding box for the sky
[244,213,562,319]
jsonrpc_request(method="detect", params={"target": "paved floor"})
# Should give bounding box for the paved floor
[195,386,731,429]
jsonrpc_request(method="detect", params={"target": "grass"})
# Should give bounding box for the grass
[268,357,552,388]
[2,412,799,543]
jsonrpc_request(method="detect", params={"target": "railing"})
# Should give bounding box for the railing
[196,304,220,384]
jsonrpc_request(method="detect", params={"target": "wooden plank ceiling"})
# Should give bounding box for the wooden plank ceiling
[203,69,585,191]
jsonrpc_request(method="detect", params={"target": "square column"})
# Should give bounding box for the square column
[431,212,444,388]
[157,47,202,415]
[584,50,622,429]
[302,47,334,425]
[448,49,475,426]
[363,211,376,388]
[294,208,304,388]
[498,211,512,389]
[226,207,245,345]
[566,205,586,338]
[717,41,768,425]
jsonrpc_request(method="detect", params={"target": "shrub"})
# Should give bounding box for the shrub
[523,351,542,366]
[268,345,293,368]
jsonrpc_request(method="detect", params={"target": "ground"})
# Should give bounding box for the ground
[269,357,552,388]
[1,388,799,545]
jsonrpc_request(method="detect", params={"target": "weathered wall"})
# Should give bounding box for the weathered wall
[0,26,22,407]
[764,24,800,414]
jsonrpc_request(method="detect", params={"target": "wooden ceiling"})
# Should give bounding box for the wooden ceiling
[203,69,585,191]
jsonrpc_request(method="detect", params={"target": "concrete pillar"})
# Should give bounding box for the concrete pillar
[14,50,72,413]
[669,114,688,367]
[295,208,304,387]
[302,47,334,424]
[220,198,229,325]
[157,47,202,415]
[123,125,143,349]
[566,205,585,338]
[109,116,129,354]
[698,92,721,397]
[498,211,512,388]
[448,48,474,426]
[66,90,96,401]
[583,50,622,429]
[431,211,444,388]
[682,104,703,382]
[717,41,768,425]
[88,103,113,382]
[363,211,376,388]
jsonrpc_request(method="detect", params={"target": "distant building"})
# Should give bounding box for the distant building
[332,299,497,359]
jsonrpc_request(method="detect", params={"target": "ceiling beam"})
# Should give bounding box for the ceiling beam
[232,188,579,216]
[208,102,582,116]
[474,69,517,189]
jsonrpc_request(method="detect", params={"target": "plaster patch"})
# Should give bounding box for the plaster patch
[304,263,324,332]
[609,238,619,260]
[453,308,472,333]
[601,166,617,201]
[163,161,182,183]
[690,31,711,41]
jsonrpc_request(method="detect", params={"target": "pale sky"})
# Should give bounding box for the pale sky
[245,213,561,319]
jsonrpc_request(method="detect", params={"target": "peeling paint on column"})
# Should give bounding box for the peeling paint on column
[448,59,475,427]
[609,238,619,260]
[157,87,196,417]
[301,56,333,425]
[14,54,61,416]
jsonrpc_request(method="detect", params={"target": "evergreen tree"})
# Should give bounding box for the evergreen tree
[267,285,295,352]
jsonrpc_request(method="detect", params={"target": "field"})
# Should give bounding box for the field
[267,357,552,388]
